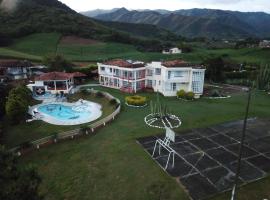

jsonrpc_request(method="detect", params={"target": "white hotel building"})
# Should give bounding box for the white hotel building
[98,59,205,98]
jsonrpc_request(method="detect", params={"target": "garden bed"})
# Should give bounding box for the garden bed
[125,95,147,108]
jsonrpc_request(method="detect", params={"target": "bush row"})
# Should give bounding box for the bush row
[177,90,195,100]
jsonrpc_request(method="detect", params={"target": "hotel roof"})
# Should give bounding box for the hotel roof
[103,59,145,68]
[0,60,33,68]
[162,60,204,68]
[35,72,86,81]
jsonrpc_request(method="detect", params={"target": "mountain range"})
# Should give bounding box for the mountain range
[84,8,270,39]
[0,0,177,44]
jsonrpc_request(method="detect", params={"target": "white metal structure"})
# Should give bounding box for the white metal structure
[144,113,181,129]
[152,127,177,169]
[98,59,206,97]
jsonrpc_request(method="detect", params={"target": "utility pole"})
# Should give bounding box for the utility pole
[231,88,252,200]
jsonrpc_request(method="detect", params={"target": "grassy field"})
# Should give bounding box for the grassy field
[11,33,62,56]
[3,91,115,148]
[0,47,42,61]
[1,33,270,65]
[14,87,270,200]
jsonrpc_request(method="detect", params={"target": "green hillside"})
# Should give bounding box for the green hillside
[1,33,270,65]
[0,0,110,39]
[11,33,61,55]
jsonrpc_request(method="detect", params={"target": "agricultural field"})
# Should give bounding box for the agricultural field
[9,86,270,200]
[1,33,270,65]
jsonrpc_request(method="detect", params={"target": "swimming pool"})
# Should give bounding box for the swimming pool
[31,100,102,125]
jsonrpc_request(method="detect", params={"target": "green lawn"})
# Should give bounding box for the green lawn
[3,91,115,148]
[15,87,270,200]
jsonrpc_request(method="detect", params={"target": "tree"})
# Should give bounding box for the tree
[5,86,32,124]
[43,54,73,72]
[257,64,270,90]
[204,57,225,83]
[177,42,193,53]
[0,146,42,200]
[0,84,11,118]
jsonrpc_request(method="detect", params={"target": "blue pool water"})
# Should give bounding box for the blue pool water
[37,104,91,121]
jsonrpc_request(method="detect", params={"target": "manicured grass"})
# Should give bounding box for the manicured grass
[3,91,115,148]
[17,87,270,200]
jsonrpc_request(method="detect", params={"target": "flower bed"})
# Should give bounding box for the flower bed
[125,95,147,107]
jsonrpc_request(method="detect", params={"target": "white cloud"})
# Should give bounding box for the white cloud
[59,0,270,13]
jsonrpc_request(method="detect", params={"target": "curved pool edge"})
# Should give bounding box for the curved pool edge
[28,101,103,126]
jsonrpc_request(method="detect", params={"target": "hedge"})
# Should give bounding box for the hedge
[177,90,186,98]
[125,95,147,106]
[177,90,195,100]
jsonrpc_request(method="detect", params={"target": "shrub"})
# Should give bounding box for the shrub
[20,141,33,150]
[80,125,89,134]
[186,92,195,100]
[125,95,147,106]
[109,99,118,105]
[177,90,186,99]
[52,133,58,141]
[210,89,221,97]
[80,88,88,95]
[95,91,104,98]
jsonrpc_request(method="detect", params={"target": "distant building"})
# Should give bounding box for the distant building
[0,60,33,80]
[27,72,86,95]
[97,59,205,98]
[162,47,182,54]
[259,40,270,48]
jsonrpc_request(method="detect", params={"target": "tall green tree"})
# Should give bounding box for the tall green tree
[0,146,42,200]
[257,64,270,91]
[204,57,225,83]
[43,54,73,72]
[5,86,32,124]
[0,84,11,118]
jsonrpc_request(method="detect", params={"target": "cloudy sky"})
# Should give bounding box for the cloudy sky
[59,0,270,13]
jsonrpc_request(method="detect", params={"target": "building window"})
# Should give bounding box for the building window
[159,81,161,85]
[101,67,105,71]
[171,83,176,91]
[155,68,161,75]
[110,68,112,73]
[147,69,153,76]
[168,71,171,79]
[174,71,183,77]
[147,80,152,87]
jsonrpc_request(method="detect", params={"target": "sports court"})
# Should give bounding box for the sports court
[137,118,270,200]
